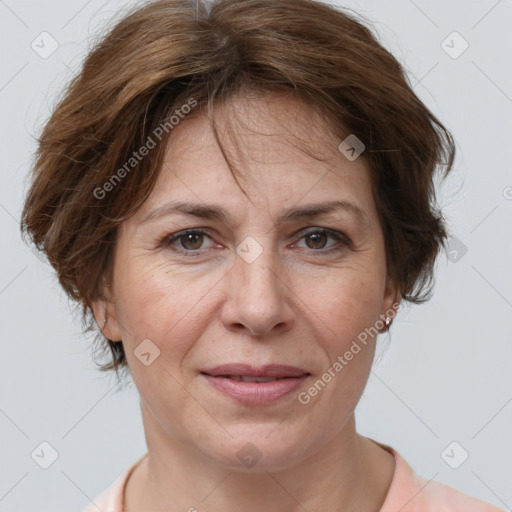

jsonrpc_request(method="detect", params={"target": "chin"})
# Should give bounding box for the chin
[200,426,314,473]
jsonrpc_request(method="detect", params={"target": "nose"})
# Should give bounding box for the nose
[220,245,295,337]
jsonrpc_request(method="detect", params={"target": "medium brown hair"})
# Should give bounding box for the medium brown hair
[20,0,456,381]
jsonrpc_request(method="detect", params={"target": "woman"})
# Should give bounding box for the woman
[20,0,506,510]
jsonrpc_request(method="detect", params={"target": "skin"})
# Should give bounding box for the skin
[93,89,401,512]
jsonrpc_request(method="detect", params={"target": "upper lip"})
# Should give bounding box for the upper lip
[201,364,310,378]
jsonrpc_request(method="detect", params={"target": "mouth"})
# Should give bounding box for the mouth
[200,363,310,380]
[200,374,299,382]
[199,364,311,405]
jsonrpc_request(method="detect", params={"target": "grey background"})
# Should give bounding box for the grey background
[1,0,511,510]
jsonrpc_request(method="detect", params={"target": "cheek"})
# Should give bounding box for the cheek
[302,283,378,422]
[114,259,221,352]
[294,268,381,408]
[300,266,383,346]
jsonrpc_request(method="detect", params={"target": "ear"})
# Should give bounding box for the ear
[381,274,402,322]
[91,276,123,342]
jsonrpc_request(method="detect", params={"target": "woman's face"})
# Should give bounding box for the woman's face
[97,91,400,471]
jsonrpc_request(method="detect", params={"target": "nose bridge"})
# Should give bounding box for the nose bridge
[221,236,293,336]
[236,239,282,309]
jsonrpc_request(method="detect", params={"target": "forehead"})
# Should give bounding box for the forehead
[136,91,377,226]
[167,89,345,170]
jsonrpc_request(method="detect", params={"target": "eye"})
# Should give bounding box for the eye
[159,227,351,257]
[160,229,216,255]
[294,228,351,253]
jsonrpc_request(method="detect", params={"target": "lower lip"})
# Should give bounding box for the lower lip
[201,374,309,405]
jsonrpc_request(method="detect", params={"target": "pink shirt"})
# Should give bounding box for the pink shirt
[81,439,506,512]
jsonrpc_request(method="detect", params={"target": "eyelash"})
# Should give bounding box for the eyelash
[159,228,352,257]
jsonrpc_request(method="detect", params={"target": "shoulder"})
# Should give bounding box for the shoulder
[79,453,148,512]
[413,478,506,511]
[369,439,506,512]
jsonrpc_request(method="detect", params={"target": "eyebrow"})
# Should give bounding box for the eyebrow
[140,199,370,227]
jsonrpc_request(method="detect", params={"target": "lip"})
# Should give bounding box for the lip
[201,374,310,405]
[201,363,309,378]
[200,364,310,405]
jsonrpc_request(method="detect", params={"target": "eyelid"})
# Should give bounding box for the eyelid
[160,228,217,249]
[291,227,352,251]
[159,226,352,256]
[296,226,351,242]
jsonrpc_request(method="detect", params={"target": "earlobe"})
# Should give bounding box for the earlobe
[384,274,401,306]
[381,276,402,330]
[91,295,123,342]
[90,270,123,341]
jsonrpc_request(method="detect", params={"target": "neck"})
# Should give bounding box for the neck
[124,403,395,512]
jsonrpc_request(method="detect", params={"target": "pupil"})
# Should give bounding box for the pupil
[308,232,326,249]
[183,233,202,249]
